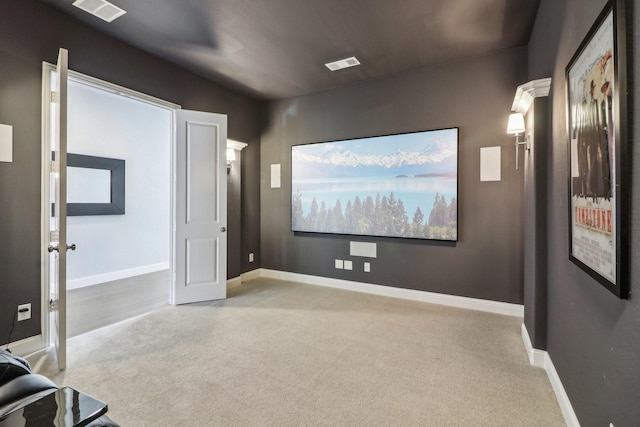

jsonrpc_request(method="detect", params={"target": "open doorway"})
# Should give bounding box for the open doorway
[42,59,229,367]
[44,66,178,338]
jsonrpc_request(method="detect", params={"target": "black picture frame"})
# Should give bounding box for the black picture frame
[67,153,126,216]
[565,0,628,298]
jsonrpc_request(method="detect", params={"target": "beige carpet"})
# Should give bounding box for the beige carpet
[30,277,565,426]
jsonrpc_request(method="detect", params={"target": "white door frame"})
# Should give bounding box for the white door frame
[39,64,180,355]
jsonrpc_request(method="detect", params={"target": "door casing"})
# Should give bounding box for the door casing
[39,64,231,358]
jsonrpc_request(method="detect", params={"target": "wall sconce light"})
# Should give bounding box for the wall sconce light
[507,112,528,170]
[226,148,236,171]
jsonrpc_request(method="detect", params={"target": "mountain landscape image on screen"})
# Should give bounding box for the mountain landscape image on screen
[291,128,458,241]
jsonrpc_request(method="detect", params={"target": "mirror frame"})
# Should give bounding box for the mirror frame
[67,153,125,216]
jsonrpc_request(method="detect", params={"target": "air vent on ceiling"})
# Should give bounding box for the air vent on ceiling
[325,56,361,71]
[72,0,127,23]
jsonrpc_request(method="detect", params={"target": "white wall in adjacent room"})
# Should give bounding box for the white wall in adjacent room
[66,79,171,288]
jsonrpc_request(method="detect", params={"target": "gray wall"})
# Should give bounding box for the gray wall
[523,97,549,350]
[529,0,640,424]
[0,36,43,346]
[260,48,528,303]
[227,155,242,279]
[0,0,263,345]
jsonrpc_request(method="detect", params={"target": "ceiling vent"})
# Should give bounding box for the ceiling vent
[325,56,361,71]
[72,0,127,23]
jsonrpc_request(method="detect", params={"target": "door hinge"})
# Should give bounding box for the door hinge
[49,298,59,312]
[50,161,59,174]
[51,91,60,104]
[49,230,59,242]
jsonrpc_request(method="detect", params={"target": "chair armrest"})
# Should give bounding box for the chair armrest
[0,374,58,418]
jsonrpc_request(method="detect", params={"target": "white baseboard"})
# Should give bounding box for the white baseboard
[240,269,262,282]
[520,323,547,367]
[227,276,242,289]
[521,324,580,427]
[247,268,523,317]
[67,262,170,290]
[1,334,45,358]
[544,349,580,427]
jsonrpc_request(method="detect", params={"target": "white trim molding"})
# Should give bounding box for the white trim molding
[69,66,180,111]
[67,262,170,290]
[1,334,45,358]
[521,324,580,427]
[511,77,552,114]
[240,269,262,282]
[521,323,547,367]
[227,276,242,289]
[242,268,523,317]
[227,139,248,151]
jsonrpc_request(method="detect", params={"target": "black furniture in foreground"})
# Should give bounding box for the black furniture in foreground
[0,350,118,426]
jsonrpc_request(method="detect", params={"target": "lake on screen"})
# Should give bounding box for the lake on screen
[292,175,457,218]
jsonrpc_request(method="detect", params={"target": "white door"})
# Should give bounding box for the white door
[48,48,71,370]
[172,110,228,304]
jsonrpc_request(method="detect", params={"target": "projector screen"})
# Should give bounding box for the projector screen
[291,127,458,241]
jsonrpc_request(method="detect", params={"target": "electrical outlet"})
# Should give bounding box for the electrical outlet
[344,260,353,270]
[249,252,254,262]
[17,303,31,321]
[335,259,344,269]
[364,262,371,273]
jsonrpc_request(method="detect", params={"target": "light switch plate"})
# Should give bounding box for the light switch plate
[270,164,281,188]
[0,124,13,163]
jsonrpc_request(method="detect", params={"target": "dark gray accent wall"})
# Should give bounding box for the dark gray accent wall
[0,46,43,345]
[261,48,528,303]
[227,159,242,279]
[241,141,262,273]
[529,0,640,424]
[0,0,263,345]
[523,97,549,350]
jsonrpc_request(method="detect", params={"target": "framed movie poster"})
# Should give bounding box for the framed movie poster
[566,0,628,298]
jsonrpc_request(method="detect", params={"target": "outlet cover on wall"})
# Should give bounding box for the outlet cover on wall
[344,260,353,270]
[364,262,371,272]
[249,253,254,262]
[335,259,344,269]
[17,303,31,321]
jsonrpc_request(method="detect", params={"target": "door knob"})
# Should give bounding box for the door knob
[67,244,77,251]
[220,227,227,232]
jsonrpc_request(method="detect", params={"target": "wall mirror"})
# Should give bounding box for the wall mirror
[67,153,125,216]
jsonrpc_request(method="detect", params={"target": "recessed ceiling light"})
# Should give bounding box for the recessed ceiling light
[73,0,127,23]
[325,56,361,71]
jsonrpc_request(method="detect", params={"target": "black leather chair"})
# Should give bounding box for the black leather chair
[0,349,118,426]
